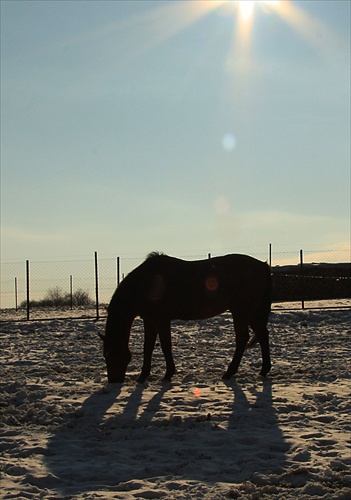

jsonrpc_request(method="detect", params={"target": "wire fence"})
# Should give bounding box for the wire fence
[1,246,350,322]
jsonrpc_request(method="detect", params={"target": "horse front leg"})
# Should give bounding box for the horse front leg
[222,315,250,380]
[158,320,176,382]
[137,318,157,383]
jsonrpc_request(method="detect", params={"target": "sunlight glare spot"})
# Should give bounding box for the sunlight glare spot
[214,196,230,215]
[222,133,237,151]
[234,1,281,21]
[239,1,254,21]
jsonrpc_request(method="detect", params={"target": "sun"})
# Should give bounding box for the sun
[237,1,280,21]
[238,1,255,21]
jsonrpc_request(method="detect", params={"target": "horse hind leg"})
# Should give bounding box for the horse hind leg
[249,317,271,377]
[158,321,176,382]
[222,315,250,380]
[137,319,158,383]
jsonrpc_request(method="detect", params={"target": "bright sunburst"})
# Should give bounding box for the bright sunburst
[119,0,339,73]
[238,1,255,21]
[237,1,280,22]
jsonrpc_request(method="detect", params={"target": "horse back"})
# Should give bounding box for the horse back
[137,254,271,321]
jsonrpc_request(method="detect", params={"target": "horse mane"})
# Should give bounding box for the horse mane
[111,252,164,300]
[146,251,165,260]
[107,252,166,314]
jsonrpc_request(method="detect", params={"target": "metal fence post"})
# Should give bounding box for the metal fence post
[300,249,305,310]
[70,275,73,310]
[26,260,30,320]
[94,251,99,320]
[269,243,272,268]
[14,277,18,311]
[117,256,120,286]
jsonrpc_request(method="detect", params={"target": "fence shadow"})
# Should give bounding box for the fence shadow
[44,378,289,496]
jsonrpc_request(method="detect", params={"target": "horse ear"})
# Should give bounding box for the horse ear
[98,333,105,341]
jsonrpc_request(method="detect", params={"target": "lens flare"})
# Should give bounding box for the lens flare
[222,133,237,151]
[214,196,230,215]
[205,277,219,292]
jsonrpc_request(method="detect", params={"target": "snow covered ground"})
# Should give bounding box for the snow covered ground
[1,305,350,499]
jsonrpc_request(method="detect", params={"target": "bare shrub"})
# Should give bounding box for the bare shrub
[21,287,94,308]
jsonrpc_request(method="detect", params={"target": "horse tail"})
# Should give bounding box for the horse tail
[263,262,273,320]
[246,335,259,349]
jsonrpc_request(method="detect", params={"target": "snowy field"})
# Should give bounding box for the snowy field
[1,304,350,499]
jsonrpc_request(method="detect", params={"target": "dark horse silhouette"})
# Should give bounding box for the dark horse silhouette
[100,253,272,383]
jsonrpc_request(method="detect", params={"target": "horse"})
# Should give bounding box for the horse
[99,252,272,383]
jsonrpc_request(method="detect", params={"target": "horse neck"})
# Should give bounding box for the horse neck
[105,302,135,345]
[106,276,139,343]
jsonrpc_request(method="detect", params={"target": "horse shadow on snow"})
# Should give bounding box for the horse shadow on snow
[45,378,290,496]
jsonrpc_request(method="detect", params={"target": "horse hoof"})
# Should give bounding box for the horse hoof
[260,365,271,377]
[162,373,174,382]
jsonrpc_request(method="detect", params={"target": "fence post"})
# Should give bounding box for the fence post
[70,275,73,310]
[300,249,305,310]
[14,277,18,311]
[269,243,272,268]
[117,256,120,286]
[208,253,211,259]
[26,260,30,320]
[94,251,99,320]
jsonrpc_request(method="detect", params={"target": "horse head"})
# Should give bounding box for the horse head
[99,332,131,383]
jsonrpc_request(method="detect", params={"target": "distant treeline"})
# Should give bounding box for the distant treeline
[271,263,351,302]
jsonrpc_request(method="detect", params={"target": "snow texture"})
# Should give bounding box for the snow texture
[1,305,350,499]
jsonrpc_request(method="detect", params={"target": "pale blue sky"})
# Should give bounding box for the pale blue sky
[1,0,350,261]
